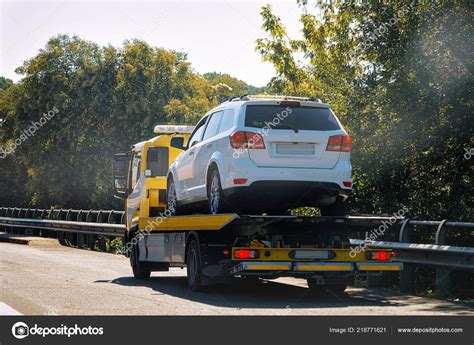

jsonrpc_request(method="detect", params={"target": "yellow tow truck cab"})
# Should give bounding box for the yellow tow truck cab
[113,125,194,230]
[113,125,402,292]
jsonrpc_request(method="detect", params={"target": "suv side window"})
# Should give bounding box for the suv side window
[203,111,223,140]
[218,109,234,133]
[188,116,208,148]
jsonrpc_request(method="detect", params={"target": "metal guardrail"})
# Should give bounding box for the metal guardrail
[0,217,126,237]
[351,239,474,270]
[351,218,474,295]
[0,207,125,224]
[0,207,126,250]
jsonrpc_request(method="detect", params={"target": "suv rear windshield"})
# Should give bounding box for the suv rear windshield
[245,105,340,131]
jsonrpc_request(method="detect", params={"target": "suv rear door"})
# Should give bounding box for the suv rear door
[244,103,344,169]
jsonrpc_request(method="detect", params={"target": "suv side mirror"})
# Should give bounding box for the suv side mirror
[170,137,186,150]
[113,153,129,199]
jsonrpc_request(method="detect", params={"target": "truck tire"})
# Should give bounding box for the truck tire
[130,244,151,279]
[186,239,205,291]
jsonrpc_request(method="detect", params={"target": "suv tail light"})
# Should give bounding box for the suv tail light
[230,131,265,149]
[326,135,351,152]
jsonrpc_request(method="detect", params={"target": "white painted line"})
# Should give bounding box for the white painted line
[0,302,22,315]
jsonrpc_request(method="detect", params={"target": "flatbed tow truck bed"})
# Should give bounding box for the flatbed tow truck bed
[130,214,402,288]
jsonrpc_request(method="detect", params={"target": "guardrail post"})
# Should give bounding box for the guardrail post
[77,233,85,248]
[435,220,453,296]
[98,236,107,251]
[399,219,415,293]
[87,234,96,250]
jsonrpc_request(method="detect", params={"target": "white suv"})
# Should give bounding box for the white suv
[167,95,352,216]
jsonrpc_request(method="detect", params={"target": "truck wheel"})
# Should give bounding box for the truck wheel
[130,244,151,279]
[58,232,67,246]
[186,239,205,291]
[319,197,347,216]
[207,169,228,215]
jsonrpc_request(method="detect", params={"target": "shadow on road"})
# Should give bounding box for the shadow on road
[100,276,401,310]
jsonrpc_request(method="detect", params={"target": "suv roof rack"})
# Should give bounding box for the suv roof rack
[224,94,322,103]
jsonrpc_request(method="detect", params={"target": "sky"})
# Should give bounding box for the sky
[1,0,305,87]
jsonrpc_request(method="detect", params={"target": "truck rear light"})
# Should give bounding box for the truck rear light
[230,131,265,149]
[234,249,260,259]
[233,178,247,185]
[366,251,392,261]
[326,135,351,152]
[343,181,352,187]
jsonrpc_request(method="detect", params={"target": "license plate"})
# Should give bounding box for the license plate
[290,250,334,260]
[275,143,315,155]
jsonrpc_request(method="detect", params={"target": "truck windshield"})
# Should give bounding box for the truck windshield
[245,105,340,131]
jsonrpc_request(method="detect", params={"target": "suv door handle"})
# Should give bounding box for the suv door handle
[189,151,194,156]
[206,143,212,148]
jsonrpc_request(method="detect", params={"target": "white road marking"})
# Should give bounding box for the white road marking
[0,302,22,315]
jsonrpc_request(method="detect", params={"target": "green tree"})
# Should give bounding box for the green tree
[257,1,473,220]
[0,35,218,209]
[204,72,265,102]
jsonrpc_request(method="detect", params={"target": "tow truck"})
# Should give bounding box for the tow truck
[113,125,403,291]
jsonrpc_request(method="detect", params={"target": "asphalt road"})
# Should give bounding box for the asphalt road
[1,241,472,316]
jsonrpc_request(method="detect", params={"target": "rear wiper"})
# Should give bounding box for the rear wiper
[271,124,299,133]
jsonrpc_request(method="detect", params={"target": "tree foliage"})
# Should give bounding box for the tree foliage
[204,72,266,102]
[257,0,473,220]
[0,35,258,209]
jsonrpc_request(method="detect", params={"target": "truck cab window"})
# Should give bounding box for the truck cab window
[147,147,169,177]
[130,153,141,188]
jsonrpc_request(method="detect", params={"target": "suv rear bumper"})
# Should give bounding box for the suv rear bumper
[221,158,352,190]
[223,181,350,211]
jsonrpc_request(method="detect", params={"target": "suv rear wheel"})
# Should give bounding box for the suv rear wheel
[207,169,229,215]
